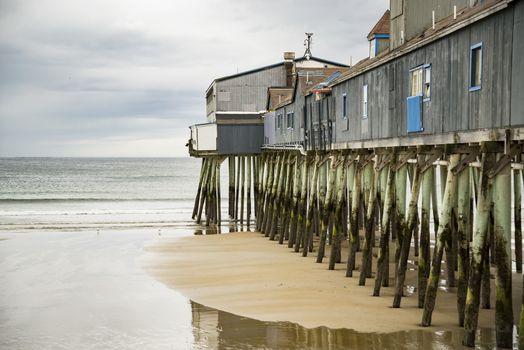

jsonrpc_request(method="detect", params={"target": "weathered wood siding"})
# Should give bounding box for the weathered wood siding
[264,4,521,150]
[217,124,264,155]
[329,4,518,146]
[511,0,524,126]
[215,66,287,113]
[272,83,307,145]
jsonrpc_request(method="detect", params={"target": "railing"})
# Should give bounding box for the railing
[189,123,217,151]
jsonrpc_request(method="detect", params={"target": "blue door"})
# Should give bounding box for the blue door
[407,95,423,133]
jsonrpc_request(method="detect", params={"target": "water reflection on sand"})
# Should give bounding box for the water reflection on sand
[190,301,502,350]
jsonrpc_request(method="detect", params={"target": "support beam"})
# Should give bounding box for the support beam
[373,160,395,296]
[492,157,513,348]
[422,154,460,326]
[463,153,496,347]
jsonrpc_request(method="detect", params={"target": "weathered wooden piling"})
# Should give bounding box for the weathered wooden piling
[422,154,460,327]
[520,273,524,350]
[216,159,222,226]
[492,155,513,348]
[373,157,395,296]
[359,156,379,285]
[247,156,252,226]
[235,156,241,221]
[304,154,319,256]
[431,165,440,234]
[229,157,235,218]
[462,152,495,347]
[418,156,432,307]
[456,154,471,325]
[240,156,245,226]
[316,156,332,262]
[393,153,422,307]
[270,154,287,240]
[193,158,206,220]
[329,155,346,269]
[294,157,308,252]
[394,158,407,277]
[288,156,302,248]
[263,154,280,235]
[255,155,266,228]
[278,156,295,244]
[253,156,259,218]
[205,158,215,226]
[346,155,362,277]
[515,161,522,273]
[196,158,211,224]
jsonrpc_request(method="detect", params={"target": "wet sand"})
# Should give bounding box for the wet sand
[143,231,522,334]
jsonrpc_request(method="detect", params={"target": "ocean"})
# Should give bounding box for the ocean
[0,157,209,230]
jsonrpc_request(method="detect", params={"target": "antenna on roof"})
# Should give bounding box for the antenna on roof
[304,33,313,60]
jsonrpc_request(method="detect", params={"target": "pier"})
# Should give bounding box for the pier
[188,0,524,347]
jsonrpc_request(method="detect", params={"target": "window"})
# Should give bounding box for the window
[277,113,282,129]
[362,84,368,119]
[410,68,423,96]
[470,43,482,91]
[342,94,347,119]
[409,64,431,101]
[286,112,294,129]
[370,40,376,58]
[424,65,431,100]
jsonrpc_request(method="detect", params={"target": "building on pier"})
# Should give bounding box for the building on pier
[262,0,524,151]
[188,53,348,157]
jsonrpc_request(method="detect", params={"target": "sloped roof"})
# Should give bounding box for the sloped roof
[367,10,390,40]
[272,67,350,110]
[267,87,293,110]
[206,55,349,94]
[333,0,509,87]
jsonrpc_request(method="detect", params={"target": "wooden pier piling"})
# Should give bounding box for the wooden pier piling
[456,153,471,325]
[463,152,495,346]
[373,156,395,296]
[492,155,513,348]
[393,153,422,307]
[329,155,346,269]
[422,154,460,327]
[346,155,362,277]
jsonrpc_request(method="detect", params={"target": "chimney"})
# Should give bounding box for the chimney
[284,52,295,88]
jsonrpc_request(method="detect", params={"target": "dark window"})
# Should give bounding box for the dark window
[470,43,482,91]
[287,112,294,129]
[342,94,347,119]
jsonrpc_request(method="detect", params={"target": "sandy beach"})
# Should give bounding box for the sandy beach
[142,231,523,334]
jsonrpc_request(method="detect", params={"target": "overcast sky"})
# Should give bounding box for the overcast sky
[0,0,388,157]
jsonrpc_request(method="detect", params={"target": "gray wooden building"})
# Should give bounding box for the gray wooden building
[188,53,348,157]
[263,0,524,150]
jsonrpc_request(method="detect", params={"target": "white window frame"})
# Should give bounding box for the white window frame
[369,40,376,58]
[362,84,368,119]
[276,113,283,130]
[409,64,431,101]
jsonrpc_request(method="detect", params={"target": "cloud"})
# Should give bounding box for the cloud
[0,0,388,157]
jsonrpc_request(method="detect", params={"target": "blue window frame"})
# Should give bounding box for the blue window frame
[469,42,482,91]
